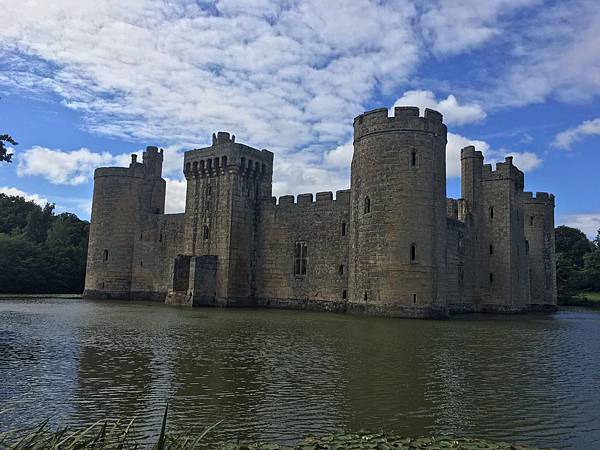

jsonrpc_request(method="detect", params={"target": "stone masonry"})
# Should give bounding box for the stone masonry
[83,107,557,318]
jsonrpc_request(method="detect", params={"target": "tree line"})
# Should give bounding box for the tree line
[0,194,89,293]
[556,225,600,303]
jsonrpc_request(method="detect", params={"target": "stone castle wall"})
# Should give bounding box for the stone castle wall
[83,107,558,318]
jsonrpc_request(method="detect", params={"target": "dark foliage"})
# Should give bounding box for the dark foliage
[0,194,89,294]
[555,225,600,303]
[0,133,17,162]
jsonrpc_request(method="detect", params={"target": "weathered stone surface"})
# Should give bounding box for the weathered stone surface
[83,108,557,318]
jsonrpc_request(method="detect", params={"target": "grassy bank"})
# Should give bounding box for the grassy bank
[0,413,549,450]
[561,291,600,307]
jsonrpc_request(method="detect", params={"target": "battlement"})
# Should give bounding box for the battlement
[264,190,351,210]
[353,106,446,141]
[481,156,524,187]
[523,191,555,206]
[183,134,273,180]
[461,145,484,160]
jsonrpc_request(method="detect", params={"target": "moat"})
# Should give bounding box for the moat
[1,297,599,449]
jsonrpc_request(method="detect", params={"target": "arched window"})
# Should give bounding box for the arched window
[341,222,346,236]
[199,160,204,171]
[489,206,494,220]
[364,196,371,214]
[214,158,219,170]
[203,225,210,240]
[207,159,212,171]
[185,162,191,172]
[339,264,344,275]
[410,243,417,262]
[222,156,227,168]
[411,150,417,167]
[342,290,347,299]
[193,161,198,172]
[529,216,534,226]
[294,242,308,276]
[103,249,109,261]
[489,244,494,255]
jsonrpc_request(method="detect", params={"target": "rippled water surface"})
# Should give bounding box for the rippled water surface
[1,297,599,449]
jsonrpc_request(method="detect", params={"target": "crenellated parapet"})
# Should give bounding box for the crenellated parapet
[183,131,273,180]
[353,106,446,142]
[262,190,351,211]
[522,191,555,206]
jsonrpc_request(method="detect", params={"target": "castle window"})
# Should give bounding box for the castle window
[410,150,417,167]
[489,272,494,284]
[222,156,227,168]
[294,242,308,276]
[339,264,344,275]
[530,216,534,226]
[241,157,245,170]
[364,291,368,301]
[341,222,346,236]
[203,225,210,240]
[199,160,204,171]
[101,282,105,289]
[342,290,347,299]
[193,161,198,172]
[525,240,530,254]
[103,249,109,261]
[214,158,219,170]
[159,232,163,242]
[262,163,266,173]
[364,196,371,214]
[413,293,417,304]
[185,162,191,172]
[489,206,494,220]
[489,244,494,255]
[207,185,212,196]
[155,208,160,214]
[207,159,212,171]
[248,159,253,170]
[410,243,417,262]
[140,260,143,267]
[140,233,143,240]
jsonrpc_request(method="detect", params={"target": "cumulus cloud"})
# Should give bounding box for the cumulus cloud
[16,144,185,186]
[394,90,486,125]
[560,213,600,239]
[17,146,130,185]
[324,140,353,168]
[552,118,600,150]
[0,186,49,206]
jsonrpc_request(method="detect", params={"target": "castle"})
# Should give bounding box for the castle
[83,107,557,318]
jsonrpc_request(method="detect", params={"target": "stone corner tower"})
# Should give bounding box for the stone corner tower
[348,106,448,318]
[83,146,166,299]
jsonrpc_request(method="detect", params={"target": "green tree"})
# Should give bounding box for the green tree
[555,225,592,268]
[24,203,55,243]
[0,133,17,162]
[0,193,40,234]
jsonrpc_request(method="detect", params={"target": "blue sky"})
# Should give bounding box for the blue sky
[0,0,599,236]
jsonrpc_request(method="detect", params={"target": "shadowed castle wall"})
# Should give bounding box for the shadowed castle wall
[255,191,350,311]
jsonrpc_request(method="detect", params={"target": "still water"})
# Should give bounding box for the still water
[1,297,599,449]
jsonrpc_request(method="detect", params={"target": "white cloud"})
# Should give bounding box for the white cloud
[324,140,353,168]
[16,144,184,186]
[552,117,600,150]
[419,0,541,55]
[0,186,49,206]
[393,90,486,125]
[17,146,128,185]
[165,177,187,214]
[560,213,600,239]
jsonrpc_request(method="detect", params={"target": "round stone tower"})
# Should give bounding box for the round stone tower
[347,106,448,318]
[84,147,165,299]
